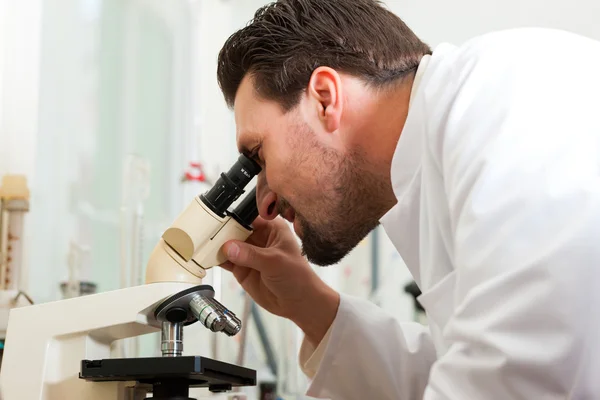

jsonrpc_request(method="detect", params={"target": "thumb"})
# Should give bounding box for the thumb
[222,240,269,270]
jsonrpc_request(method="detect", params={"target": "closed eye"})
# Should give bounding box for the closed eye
[249,146,264,166]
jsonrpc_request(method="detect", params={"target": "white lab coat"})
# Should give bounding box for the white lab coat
[299,28,600,399]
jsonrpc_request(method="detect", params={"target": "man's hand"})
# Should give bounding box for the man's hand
[221,217,340,346]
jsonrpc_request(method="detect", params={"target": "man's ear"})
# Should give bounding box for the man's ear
[306,66,343,133]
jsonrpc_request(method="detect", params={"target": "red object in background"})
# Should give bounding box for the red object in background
[343,265,353,278]
[181,162,207,183]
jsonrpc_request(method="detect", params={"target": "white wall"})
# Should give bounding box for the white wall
[194,0,241,172]
[0,1,42,177]
[388,0,600,45]
[11,0,203,306]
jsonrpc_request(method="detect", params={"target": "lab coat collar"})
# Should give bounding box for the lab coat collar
[377,54,431,279]
[379,55,430,278]
[380,53,431,213]
[410,55,431,106]
[378,44,455,279]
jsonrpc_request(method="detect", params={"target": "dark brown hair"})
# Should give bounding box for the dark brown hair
[217,0,431,111]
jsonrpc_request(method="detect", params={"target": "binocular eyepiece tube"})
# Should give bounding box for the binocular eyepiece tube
[200,154,261,218]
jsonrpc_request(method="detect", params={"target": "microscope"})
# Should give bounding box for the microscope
[0,155,262,400]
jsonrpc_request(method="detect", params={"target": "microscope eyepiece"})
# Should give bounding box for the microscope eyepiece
[229,186,258,229]
[237,153,262,178]
[200,154,261,217]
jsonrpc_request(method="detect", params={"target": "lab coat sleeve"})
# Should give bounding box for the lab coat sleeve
[422,40,600,398]
[298,319,333,378]
[301,293,438,400]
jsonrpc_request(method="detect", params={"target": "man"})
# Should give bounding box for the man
[217,0,600,398]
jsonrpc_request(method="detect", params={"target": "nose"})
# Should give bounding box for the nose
[256,173,279,220]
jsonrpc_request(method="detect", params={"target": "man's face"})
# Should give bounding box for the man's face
[234,74,392,266]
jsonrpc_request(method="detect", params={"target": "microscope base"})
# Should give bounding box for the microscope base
[80,355,256,397]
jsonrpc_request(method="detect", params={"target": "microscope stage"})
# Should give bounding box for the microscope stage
[80,356,256,393]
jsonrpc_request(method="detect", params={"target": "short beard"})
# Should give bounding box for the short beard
[297,148,390,266]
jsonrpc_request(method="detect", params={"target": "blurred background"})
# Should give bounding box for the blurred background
[0,0,599,398]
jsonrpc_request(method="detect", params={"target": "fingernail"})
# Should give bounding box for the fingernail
[227,243,240,259]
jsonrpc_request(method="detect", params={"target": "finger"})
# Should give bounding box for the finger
[219,261,234,272]
[246,232,270,247]
[222,240,272,271]
[247,216,292,247]
[231,264,252,285]
[246,218,273,245]
[253,215,290,231]
[225,264,258,295]
[250,215,269,229]
[232,266,263,298]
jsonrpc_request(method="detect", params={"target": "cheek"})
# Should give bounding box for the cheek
[263,140,292,191]
[262,153,302,204]
[284,153,325,202]
[264,131,324,202]
[262,155,289,197]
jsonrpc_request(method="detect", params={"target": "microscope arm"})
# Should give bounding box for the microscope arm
[0,282,195,399]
